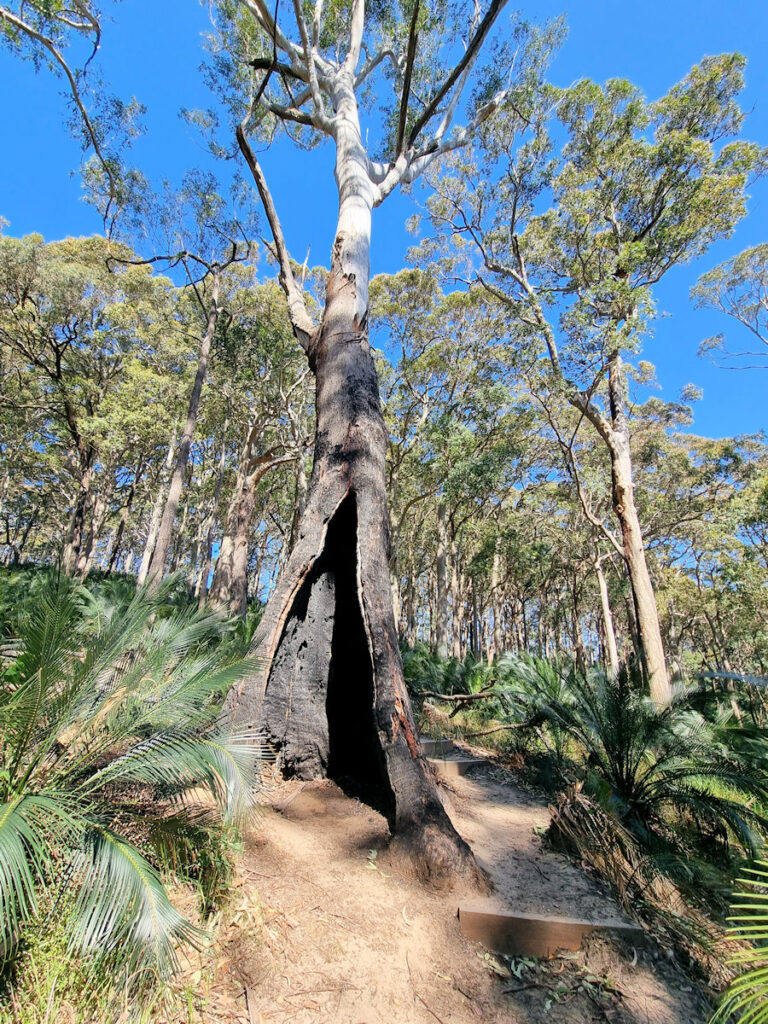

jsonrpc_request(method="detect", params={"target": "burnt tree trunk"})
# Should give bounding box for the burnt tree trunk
[226,249,477,888]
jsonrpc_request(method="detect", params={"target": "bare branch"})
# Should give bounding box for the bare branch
[395,0,420,158]
[236,123,316,349]
[239,0,304,63]
[290,0,334,131]
[406,0,509,147]
[343,0,366,75]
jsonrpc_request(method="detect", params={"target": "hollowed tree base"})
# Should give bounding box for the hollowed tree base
[225,259,479,889]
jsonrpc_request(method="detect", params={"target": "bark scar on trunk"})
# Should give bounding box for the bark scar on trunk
[393,696,421,759]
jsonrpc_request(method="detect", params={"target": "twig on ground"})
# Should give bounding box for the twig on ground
[417,994,448,1023]
[244,987,258,1024]
[462,724,526,738]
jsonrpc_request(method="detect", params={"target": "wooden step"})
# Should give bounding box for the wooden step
[419,737,455,756]
[428,756,486,778]
[459,900,644,958]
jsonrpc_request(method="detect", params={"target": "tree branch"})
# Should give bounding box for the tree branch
[406,0,508,147]
[395,0,420,157]
[235,123,316,349]
[0,4,120,234]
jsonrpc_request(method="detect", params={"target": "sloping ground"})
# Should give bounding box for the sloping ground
[170,761,713,1024]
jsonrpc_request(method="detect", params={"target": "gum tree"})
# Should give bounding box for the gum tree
[693,242,768,371]
[211,0,546,880]
[0,1,143,234]
[423,55,762,704]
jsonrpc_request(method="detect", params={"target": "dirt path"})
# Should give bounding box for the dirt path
[180,763,712,1024]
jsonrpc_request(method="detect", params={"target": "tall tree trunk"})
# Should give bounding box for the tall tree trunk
[607,355,670,704]
[488,536,502,665]
[451,540,463,659]
[227,76,476,886]
[62,454,95,574]
[168,491,190,574]
[570,576,586,673]
[138,425,177,586]
[471,582,482,659]
[146,285,219,586]
[435,501,451,659]
[209,448,293,617]
[594,548,620,674]
[76,489,108,578]
[106,462,143,575]
[197,420,229,605]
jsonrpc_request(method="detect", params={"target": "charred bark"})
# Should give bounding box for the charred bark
[226,242,478,888]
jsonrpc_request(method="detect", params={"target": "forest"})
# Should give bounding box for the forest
[0,1,767,1023]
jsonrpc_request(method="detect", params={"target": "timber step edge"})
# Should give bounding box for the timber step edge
[427,756,487,778]
[459,901,644,958]
[419,737,457,756]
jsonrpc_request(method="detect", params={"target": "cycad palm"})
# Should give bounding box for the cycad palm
[507,660,768,880]
[714,860,768,1024]
[0,577,260,979]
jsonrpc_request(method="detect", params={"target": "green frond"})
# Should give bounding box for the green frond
[0,577,259,982]
[0,796,43,951]
[715,859,768,1024]
[67,825,204,978]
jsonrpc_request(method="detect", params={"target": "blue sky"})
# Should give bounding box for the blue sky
[1,0,766,439]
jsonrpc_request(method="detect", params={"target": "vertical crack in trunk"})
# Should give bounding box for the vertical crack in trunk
[325,493,395,821]
[261,491,395,823]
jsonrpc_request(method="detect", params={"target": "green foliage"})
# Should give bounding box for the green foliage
[714,861,768,1024]
[0,574,259,982]
[693,242,768,370]
[418,646,768,903]
[516,661,768,881]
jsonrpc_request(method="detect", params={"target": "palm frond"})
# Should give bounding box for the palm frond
[714,860,768,1024]
[68,825,204,978]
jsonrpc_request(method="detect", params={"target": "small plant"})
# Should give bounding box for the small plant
[713,860,768,1024]
[517,662,768,882]
[0,576,260,985]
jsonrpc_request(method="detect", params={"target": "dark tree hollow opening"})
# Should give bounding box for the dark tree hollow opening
[324,492,395,823]
[262,490,396,824]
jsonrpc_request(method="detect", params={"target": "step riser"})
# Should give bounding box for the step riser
[428,758,486,778]
[459,906,643,958]
[419,738,455,756]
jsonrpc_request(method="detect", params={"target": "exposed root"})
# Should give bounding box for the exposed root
[386,816,487,894]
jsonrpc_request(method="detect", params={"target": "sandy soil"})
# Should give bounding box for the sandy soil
[174,759,712,1024]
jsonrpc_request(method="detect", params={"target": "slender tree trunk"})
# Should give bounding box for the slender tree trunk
[594,550,620,674]
[451,542,463,659]
[76,489,109,578]
[138,425,177,586]
[435,501,451,659]
[106,463,142,575]
[209,449,292,617]
[226,75,476,886]
[62,454,95,574]
[197,421,229,606]
[146,284,219,586]
[570,578,587,673]
[14,507,38,564]
[168,491,190,574]
[488,537,502,665]
[607,355,670,704]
